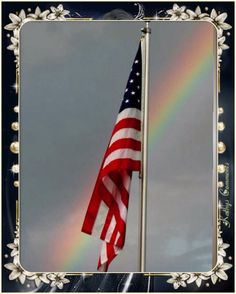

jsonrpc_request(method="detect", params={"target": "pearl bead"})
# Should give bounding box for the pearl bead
[11,164,19,173]
[218,122,225,131]
[14,106,19,113]
[218,142,226,154]
[218,164,226,173]
[14,181,19,188]
[218,181,224,188]
[11,122,19,131]
[10,142,19,154]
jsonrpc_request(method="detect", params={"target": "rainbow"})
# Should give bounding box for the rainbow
[46,182,95,271]
[48,23,214,271]
[149,23,214,144]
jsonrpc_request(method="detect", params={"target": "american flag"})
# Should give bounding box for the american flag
[81,42,142,271]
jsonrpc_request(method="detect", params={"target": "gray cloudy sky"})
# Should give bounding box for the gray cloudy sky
[20,21,216,273]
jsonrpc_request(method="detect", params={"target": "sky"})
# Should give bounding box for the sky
[20,21,216,273]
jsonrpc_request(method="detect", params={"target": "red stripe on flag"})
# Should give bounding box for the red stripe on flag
[105,138,141,158]
[109,171,130,207]
[100,159,141,177]
[112,118,141,135]
[100,181,127,231]
[81,186,103,235]
[100,209,113,241]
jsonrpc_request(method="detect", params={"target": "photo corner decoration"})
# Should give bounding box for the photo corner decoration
[2,2,234,293]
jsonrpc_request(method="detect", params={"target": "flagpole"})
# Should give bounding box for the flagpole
[140,21,151,272]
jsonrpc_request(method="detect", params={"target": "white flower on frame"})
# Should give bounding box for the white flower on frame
[205,9,231,35]
[4,9,27,31]
[48,4,70,20]
[4,262,30,285]
[166,4,189,20]
[7,36,19,56]
[167,273,189,289]
[48,273,70,289]
[218,36,229,56]
[28,273,50,287]
[12,254,20,264]
[7,238,19,258]
[207,256,232,284]
[28,6,50,20]
[218,238,230,257]
[187,273,209,287]
[186,6,209,20]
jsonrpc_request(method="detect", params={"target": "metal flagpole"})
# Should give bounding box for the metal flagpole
[140,21,151,272]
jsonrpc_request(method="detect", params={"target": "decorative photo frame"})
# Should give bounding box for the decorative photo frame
[2,2,234,292]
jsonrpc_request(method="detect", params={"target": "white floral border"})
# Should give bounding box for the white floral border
[4,3,231,70]
[4,3,233,291]
[4,220,70,289]
[167,227,233,289]
[164,4,231,70]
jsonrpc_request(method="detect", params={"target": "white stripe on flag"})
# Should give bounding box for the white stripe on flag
[109,128,141,146]
[114,245,120,255]
[100,242,108,265]
[105,215,116,243]
[102,176,128,222]
[103,149,141,168]
[92,201,109,236]
[114,231,121,245]
[116,108,141,124]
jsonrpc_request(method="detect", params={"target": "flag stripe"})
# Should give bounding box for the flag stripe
[116,108,141,124]
[105,215,116,243]
[109,128,141,146]
[100,242,108,265]
[109,171,130,207]
[98,180,126,235]
[100,209,114,241]
[102,176,128,221]
[114,231,121,245]
[106,138,141,158]
[92,201,109,235]
[110,226,119,245]
[103,149,141,168]
[112,118,141,135]
[100,159,140,179]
